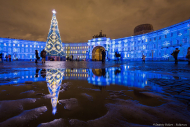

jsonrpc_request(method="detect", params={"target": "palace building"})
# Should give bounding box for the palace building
[0,10,190,61]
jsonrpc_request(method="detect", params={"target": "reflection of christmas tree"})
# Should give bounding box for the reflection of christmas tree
[45,10,64,56]
[46,69,64,115]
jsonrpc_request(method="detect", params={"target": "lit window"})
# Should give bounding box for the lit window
[22,45,24,47]
[18,44,20,46]
[38,46,39,48]
[30,45,32,47]
[4,43,6,46]
[26,45,28,47]
[41,46,43,48]
[13,44,15,46]
[9,44,11,46]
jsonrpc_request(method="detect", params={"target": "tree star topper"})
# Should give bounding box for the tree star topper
[52,9,56,14]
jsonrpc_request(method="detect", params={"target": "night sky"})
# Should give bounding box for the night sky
[0,0,190,43]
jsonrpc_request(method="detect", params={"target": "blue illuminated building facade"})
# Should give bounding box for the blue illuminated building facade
[0,38,46,60]
[0,19,190,61]
[87,19,190,61]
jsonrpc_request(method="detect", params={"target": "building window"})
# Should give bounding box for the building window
[13,44,15,46]
[26,45,28,47]
[177,40,180,45]
[165,35,167,38]
[8,48,11,53]
[18,44,20,47]
[159,36,161,40]
[22,45,24,47]
[4,43,6,46]
[30,45,32,47]
[184,29,187,34]
[170,41,173,45]
[171,33,173,37]
[154,37,156,41]
[17,48,20,53]
[177,31,180,35]
[183,38,187,43]
[149,38,151,41]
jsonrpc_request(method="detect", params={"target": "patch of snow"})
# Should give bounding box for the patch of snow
[59,98,78,110]
[0,106,47,127]
[38,118,65,127]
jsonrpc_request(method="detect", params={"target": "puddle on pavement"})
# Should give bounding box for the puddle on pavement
[0,66,189,126]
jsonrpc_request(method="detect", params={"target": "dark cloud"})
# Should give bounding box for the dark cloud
[0,0,190,43]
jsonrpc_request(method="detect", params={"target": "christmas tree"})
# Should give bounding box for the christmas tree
[45,10,64,57]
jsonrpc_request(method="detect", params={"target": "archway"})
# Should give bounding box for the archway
[92,46,105,61]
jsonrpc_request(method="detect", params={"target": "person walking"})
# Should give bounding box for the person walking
[142,55,146,63]
[172,48,180,64]
[77,56,79,61]
[40,49,46,64]
[186,47,190,65]
[71,55,73,61]
[5,55,8,61]
[0,53,3,63]
[35,50,40,63]
[8,54,11,62]
[102,50,106,63]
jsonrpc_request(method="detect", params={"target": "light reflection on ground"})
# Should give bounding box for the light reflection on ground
[0,65,190,126]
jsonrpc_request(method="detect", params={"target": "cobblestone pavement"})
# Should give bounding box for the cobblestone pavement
[1,60,190,106]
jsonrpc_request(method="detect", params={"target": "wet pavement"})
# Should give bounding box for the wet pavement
[0,61,190,127]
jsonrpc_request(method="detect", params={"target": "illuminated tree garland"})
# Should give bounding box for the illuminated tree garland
[45,10,64,56]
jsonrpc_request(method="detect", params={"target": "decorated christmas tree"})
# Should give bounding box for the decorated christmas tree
[45,10,64,57]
